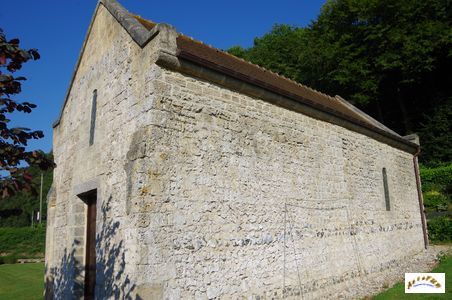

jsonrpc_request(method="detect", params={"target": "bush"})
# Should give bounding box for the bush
[0,213,30,227]
[420,163,452,194]
[428,216,452,242]
[424,191,449,211]
[0,226,46,261]
[0,254,18,265]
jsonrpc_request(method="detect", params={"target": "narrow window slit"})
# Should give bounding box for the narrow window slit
[89,89,97,146]
[382,167,390,211]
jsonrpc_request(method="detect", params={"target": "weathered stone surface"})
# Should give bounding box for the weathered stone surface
[45,2,429,300]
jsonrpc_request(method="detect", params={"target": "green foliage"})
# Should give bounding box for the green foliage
[419,98,452,165]
[424,191,449,212]
[228,0,452,165]
[228,46,248,59]
[420,163,451,241]
[0,226,46,261]
[230,25,309,81]
[436,251,447,264]
[0,214,29,227]
[0,255,18,265]
[428,195,449,212]
[427,217,452,242]
[0,153,53,227]
[420,163,452,194]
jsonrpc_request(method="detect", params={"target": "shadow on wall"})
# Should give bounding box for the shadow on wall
[45,245,79,299]
[45,195,136,299]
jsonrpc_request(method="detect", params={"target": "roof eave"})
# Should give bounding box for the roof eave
[53,0,420,155]
[170,50,419,154]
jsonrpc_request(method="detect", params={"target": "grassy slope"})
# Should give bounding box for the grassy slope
[0,227,45,258]
[0,263,44,300]
[373,255,451,299]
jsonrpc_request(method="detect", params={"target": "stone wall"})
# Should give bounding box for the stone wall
[47,3,426,299]
[123,67,425,299]
[46,4,163,298]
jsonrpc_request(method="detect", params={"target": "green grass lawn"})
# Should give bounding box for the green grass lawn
[373,255,451,299]
[0,263,44,300]
[0,258,449,300]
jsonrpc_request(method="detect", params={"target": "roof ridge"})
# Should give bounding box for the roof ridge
[175,35,417,151]
[177,34,338,103]
[131,11,341,109]
[54,0,418,153]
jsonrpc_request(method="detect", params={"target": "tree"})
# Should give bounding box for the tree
[0,29,54,198]
[228,0,452,164]
[0,153,53,226]
[229,25,309,82]
[418,98,452,166]
[304,0,451,132]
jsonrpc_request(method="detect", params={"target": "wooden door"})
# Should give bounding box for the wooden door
[84,194,97,300]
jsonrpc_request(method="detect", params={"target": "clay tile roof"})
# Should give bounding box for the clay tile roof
[55,0,418,153]
[176,35,371,126]
[158,25,416,152]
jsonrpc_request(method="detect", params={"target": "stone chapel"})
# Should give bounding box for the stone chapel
[45,0,428,299]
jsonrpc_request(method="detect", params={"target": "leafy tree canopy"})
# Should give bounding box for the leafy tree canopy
[0,29,54,198]
[228,0,451,164]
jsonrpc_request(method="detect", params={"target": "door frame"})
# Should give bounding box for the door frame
[74,179,100,299]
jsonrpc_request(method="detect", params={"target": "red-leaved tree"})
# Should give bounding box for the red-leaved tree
[0,28,55,198]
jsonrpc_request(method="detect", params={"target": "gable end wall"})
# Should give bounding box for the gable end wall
[46,4,166,298]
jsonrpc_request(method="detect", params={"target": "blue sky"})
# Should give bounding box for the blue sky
[1,0,326,153]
